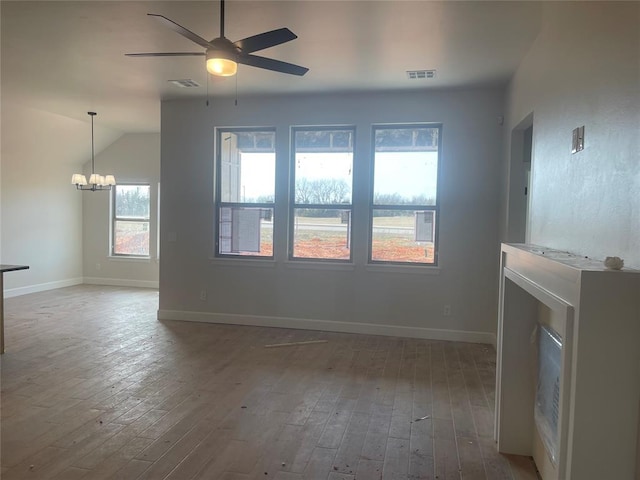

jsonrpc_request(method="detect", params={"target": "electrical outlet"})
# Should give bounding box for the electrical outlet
[199,290,207,301]
[96,263,101,271]
[443,305,451,316]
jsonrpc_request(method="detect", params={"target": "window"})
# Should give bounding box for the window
[112,184,151,256]
[370,125,441,265]
[290,127,354,261]
[215,128,275,258]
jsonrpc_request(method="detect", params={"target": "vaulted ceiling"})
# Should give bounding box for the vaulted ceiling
[1,1,542,133]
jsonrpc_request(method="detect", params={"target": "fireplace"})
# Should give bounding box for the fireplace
[495,244,640,479]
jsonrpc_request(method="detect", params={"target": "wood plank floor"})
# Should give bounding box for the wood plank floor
[1,285,539,479]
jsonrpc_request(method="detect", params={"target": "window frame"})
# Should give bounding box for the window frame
[368,123,442,266]
[289,125,356,263]
[214,127,276,260]
[111,183,151,258]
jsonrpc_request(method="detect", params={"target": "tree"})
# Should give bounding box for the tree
[116,186,149,218]
[373,193,404,205]
[255,194,275,203]
[372,192,436,217]
[295,177,314,204]
[296,178,349,205]
[295,178,350,217]
[311,178,349,204]
[373,192,435,206]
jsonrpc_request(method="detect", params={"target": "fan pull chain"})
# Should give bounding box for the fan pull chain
[206,63,210,107]
[235,70,238,106]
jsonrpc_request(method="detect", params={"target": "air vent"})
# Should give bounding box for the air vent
[406,70,436,80]
[168,79,200,88]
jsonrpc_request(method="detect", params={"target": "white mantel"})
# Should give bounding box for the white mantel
[495,243,640,480]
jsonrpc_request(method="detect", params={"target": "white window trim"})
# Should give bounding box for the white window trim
[369,123,442,267]
[111,183,152,258]
[284,260,355,271]
[289,126,356,263]
[208,257,276,268]
[214,128,277,260]
[107,255,151,263]
[365,264,441,275]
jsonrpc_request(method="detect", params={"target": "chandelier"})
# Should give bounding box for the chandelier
[71,112,116,191]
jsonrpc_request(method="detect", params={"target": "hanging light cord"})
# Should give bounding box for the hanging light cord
[90,112,96,175]
[206,61,210,107]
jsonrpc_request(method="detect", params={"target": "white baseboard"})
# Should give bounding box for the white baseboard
[83,277,159,289]
[4,277,84,298]
[157,309,497,345]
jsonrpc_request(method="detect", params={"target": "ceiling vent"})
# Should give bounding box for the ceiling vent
[406,70,436,80]
[168,79,200,88]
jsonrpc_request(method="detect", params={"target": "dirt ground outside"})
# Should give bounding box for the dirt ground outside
[117,216,435,264]
[270,216,434,263]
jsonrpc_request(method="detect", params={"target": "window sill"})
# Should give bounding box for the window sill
[284,261,355,271]
[208,257,277,268]
[108,255,152,263]
[365,264,441,275]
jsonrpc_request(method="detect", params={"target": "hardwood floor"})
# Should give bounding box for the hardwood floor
[1,285,539,479]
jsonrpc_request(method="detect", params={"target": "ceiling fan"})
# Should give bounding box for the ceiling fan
[125,0,308,77]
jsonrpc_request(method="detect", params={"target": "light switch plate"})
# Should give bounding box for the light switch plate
[572,126,585,153]
[577,126,584,151]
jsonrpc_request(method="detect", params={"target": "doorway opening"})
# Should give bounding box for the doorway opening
[507,113,534,243]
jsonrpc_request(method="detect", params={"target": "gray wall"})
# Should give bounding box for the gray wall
[1,103,121,295]
[159,89,504,342]
[501,2,640,473]
[83,133,160,287]
[503,1,639,268]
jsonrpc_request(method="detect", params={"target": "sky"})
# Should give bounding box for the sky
[238,151,439,202]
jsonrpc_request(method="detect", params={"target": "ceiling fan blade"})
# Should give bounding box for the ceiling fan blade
[239,54,309,76]
[125,52,205,57]
[234,28,298,54]
[147,13,213,49]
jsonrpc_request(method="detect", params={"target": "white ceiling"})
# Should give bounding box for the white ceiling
[1,1,542,133]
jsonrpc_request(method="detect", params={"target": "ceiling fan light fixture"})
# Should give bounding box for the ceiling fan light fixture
[206,50,237,76]
[126,1,308,77]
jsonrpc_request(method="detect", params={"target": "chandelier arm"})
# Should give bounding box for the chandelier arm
[76,184,112,191]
